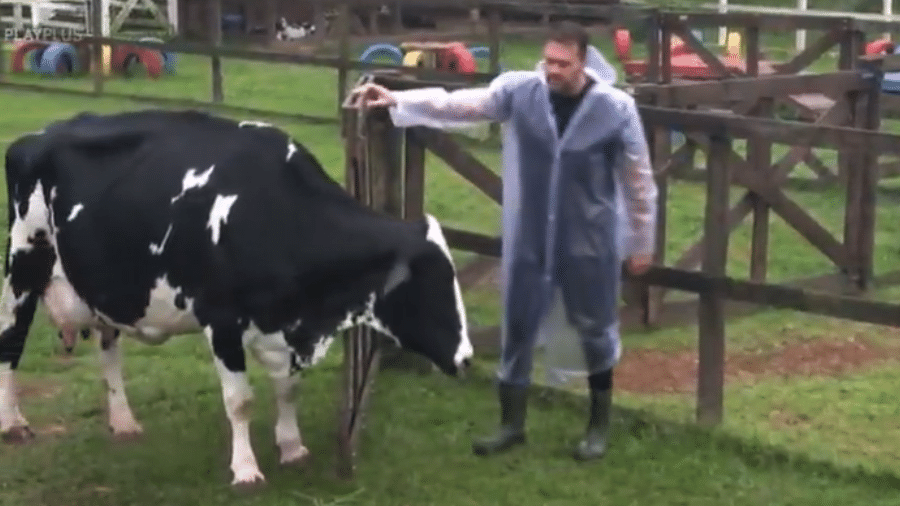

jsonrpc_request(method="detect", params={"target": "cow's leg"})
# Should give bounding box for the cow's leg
[0,281,40,444]
[98,328,143,440]
[250,334,308,466]
[204,324,265,487]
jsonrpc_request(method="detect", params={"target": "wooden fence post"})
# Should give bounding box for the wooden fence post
[209,0,223,103]
[90,0,104,94]
[696,133,730,427]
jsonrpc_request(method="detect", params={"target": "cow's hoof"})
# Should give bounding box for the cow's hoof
[278,440,311,467]
[1,426,35,444]
[109,419,144,442]
[231,469,266,492]
[110,428,144,443]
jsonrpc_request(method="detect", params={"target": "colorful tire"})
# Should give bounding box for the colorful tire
[614,28,630,61]
[436,42,476,74]
[358,43,402,64]
[866,38,894,55]
[112,45,164,78]
[138,36,176,73]
[467,45,506,71]
[11,41,51,73]
[38,42,81,75]
[403,49,426,67]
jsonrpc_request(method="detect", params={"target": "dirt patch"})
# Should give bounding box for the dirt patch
[17,379,63,400]
[614,337,900,394]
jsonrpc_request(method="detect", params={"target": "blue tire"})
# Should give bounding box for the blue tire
[467,45,506,72]
[139,37,176,74]
[38,42,80,75]
[358,43,402,64]
[28,46,48,72]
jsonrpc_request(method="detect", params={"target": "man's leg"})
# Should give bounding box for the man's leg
[472,262,545,457]
[559,255,622,461]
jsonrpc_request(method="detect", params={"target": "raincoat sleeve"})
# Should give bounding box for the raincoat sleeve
[617,95,658,257]
[386,73,519,129]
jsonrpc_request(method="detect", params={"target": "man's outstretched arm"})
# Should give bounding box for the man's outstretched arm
[351,75,517,129]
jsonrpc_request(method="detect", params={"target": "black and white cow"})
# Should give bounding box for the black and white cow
[0,109,473,486]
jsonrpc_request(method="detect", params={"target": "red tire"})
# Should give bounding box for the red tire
[614,29,630,61]
[437,42,477,74]
[866,38,894,55]
[112,44,164,78]
[11,41,51,73]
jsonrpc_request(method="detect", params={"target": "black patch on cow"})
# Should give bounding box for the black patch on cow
[208,323,248,372]
[174,293,186,310]
[0,294,39,368]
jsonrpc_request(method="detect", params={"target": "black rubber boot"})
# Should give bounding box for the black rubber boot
[573,387,612,461]
[472,382,527,456]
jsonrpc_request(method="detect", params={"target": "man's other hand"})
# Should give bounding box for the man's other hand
[626,254,652,276]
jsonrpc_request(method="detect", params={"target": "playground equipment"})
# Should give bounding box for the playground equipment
[10,38,174,78]
[614,28,749,80]
[358,43,404,64]
[358,41,500,75]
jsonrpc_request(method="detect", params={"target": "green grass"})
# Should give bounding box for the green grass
[1,30,900,505]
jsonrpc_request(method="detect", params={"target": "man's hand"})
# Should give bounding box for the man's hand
[626,254,653,276]
[350,83,396,108]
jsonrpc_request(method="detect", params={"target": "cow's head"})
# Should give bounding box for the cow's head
[372,214,474,377]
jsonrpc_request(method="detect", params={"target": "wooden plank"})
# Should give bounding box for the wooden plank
[209,0,223,103]
[774,27,844,75]
[669,18,738,78]
[81,36,501,84]
[670,12,856,31]
[337,3,351,117]
[632,72,868,107]
[411,128,502,204]
[855,83,882,290]
[637,106,900,155]
[443,228,501,257]
[642,267,900,327]
[0,81,338,125]
[696,134,730,427]
[403,129,426,220]
[90,0,104,94]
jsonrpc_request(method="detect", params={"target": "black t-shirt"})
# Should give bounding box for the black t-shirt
[548,77,595,138]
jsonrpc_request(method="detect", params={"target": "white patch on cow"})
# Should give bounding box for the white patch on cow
[66,203,84,222]
[204,326,265,486]
[238,120,272,129]
[0,362,29,434]
[0,276,29,333]
[207,194,238,245]
[244,329,308,464]
[383,261,410,294]
[149,224,173,255]
[335,292,400,346]
[424,213,473,367]
[130,276,199,343]
[8,181,52,255]
[286,141,297,162]
[171,165,215,203]
[99,330,143,437]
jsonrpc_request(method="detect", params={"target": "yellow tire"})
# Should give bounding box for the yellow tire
[726,32,741,58]
[403,50,425,67]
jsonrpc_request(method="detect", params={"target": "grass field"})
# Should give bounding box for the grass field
[1,26,900,505]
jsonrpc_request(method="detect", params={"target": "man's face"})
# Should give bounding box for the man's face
[542,40,585,94]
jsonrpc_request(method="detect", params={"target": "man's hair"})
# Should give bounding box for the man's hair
[546,20,590,60]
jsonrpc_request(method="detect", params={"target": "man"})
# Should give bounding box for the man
[353,21,658,461]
